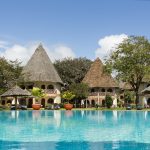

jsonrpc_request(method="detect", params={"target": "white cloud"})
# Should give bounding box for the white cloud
[48,45,76,62]
[0,42,76,65]
[95,34,128,61]
[0,43,38,65]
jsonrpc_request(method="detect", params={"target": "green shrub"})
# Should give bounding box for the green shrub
[59,103,64,108]
[105,95,113,108]
[124,91,135,104]
[45,104,53,110]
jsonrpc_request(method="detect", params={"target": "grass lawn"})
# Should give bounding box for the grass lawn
[1,107,150,111]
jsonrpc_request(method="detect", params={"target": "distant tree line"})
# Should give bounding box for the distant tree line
[54,57,92,85]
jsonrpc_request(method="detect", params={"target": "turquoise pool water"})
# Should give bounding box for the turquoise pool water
[0,110,150,150]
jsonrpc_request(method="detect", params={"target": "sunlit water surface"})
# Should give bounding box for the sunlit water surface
[0,110,150,150]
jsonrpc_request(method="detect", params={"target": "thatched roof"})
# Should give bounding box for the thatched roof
[1,85,31,97]
[141,86,150,94]
[82,58,118,88]
[119,82,132,90]
[22,44,63,84]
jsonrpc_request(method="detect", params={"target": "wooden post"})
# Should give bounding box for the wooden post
[98,92,100,106]
[86,99,87,108]
[75,99,77,108]
[15,96,17,110]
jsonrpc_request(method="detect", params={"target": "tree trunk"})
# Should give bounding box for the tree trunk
[135,91,139,106]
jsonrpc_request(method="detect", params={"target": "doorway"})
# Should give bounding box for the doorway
[41,99,45,108]
[28,98,33,108]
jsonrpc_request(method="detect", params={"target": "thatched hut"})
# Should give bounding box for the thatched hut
[128,75,150,106]
[117,75,150,105]
[1,85,31,109]
[141,86,150,94]
[20,44,63,108]
[82,58,118,106]
[140,85,150,107]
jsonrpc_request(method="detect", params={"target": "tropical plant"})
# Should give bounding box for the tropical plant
[31,87,45,103]
[105,95,113,108]
[61,90,75,103]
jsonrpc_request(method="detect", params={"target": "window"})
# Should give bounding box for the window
[47,85,54,89]
[41,85,45,89]
[47,98,54,104]
[91,88,95,92]
[107,88,113,92]
[28,85,33,89]
[101,88,105,92]
[91,100,95,107]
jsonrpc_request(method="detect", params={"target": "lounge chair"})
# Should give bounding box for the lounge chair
[11,105,16,110]
[126,104,131,110]
[136,104,143,110]
[20,105,27,110]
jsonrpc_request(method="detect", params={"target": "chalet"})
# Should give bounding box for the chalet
[20,44,63,108]
[82,58,118,107]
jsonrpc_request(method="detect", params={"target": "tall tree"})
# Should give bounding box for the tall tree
[54,57,92,85]
[0,57,23,94]
[69,83,89,100]
[105,36,150,105]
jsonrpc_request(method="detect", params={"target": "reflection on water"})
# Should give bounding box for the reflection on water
[0,110,150,150]
[11,110,19,119]
[65,110,73,117]
[1,140,150,150]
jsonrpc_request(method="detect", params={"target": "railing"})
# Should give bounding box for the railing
[44,89,57,94]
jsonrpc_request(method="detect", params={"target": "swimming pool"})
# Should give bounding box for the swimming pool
[0,110,150,150]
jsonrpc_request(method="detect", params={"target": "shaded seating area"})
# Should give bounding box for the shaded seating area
[141,86,150,109]
[1,85,31,110]
[141,86,150,94]
[11,105,27,110]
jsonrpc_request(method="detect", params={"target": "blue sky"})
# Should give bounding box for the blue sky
[0,0,150,63]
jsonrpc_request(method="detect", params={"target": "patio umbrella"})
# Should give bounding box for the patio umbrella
[1,85,31,110]
[12,98,19,105]
[113,94,117,108]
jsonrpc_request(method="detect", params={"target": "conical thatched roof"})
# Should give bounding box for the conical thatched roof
[1,85,31,97]
[82,58,118,88]
[22,44,63,84]
[141,86,150,94]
